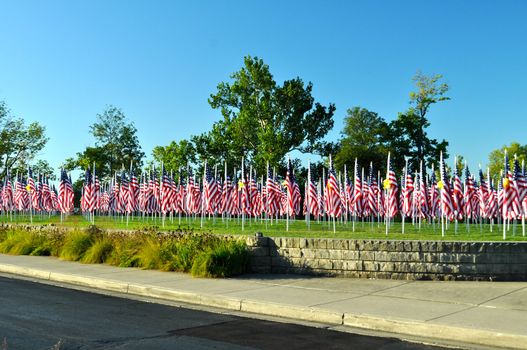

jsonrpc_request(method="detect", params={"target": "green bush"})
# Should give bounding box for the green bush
[191,240,248,278]
[108,236,141,267]
[59,231,93,261]
[82,235,114,264]
[0,226,250,278]
[0,230,51,256]
[137,236,162,269]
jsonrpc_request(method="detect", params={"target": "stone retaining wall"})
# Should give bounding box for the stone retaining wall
[246,236,527,281]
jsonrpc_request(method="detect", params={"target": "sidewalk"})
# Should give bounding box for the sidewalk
[0,254,526,349]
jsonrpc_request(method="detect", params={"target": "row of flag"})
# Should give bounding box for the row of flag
[1,151,526,230]
[0,168,72,213]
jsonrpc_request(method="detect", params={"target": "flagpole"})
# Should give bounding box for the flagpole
[386,153,390,236]
[353,158,357,233]
[28,168,33,224]
[307,160,311,231]
[439,152,445,238]
[402,159,407,234]
[241,157,245,232]
[503,150,508,240]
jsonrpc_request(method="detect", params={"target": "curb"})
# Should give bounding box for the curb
[0,263,526,350]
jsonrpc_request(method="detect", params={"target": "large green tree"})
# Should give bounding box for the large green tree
[488,142,527,176]
[0,100,48,178]
[196,56,335,173]
[152,139,197,173]
[64,106,144,179]
[334,107,390,173]
[388,72,450,170]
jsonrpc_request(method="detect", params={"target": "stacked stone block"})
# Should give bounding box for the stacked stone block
[246,236,527,281]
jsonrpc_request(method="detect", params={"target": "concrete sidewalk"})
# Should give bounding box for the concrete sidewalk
[0,254,525,349]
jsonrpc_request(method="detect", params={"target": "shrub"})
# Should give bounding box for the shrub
[82,235,114,264]
[59,231,93,261]
[137,236,162,269]
[191,239,249,278]
[0,230,51,256]
[107,236,142,267]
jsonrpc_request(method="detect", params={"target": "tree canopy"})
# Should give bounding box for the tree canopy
[152,139,197,173]
[334,107,390,173]
[488,142,527,176]
[0,100,48,178]
[193,56,335,173]
[64,106,144,179]
[395,72,450,169]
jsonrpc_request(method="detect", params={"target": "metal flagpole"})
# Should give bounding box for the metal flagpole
[241,158,245,232]
[385,153,390,236]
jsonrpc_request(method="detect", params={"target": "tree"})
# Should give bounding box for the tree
[488,142,527,176]
[334,107,390,173]
[386,72,450,170]
[199,56,335,173]
[152,139,197,172]
[388,110,449,171]
[65,106,144,179]
[0,100,48,178]
[30,160,57,181]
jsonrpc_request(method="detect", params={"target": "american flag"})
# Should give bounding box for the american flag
[266,167,280,217]
[2,175,14,211]
[58,169,74,214]
[352,159,362,217]
[81,168,94,213]
[477,168,488,219]
[93,169,100,212]
[186,169,199,214]
[160,166,172,215]
[27,167,38,210]
[416,164,429,219]
[119,170,129,214]
[203,164,221,214]
[240,167,251,216]
[305,162,319,217]
[221,170,233,215]
[513,156,527,206]
[485,170,498,219]
[176,169,187,214]
[325,156,342,218]
[504,151,521,219]
[439,153,454,219]
[385,153,399,218]
[452,162,464,220]
[503,151,521,220]
[248,171,260,216]
[41,177,53,212]
[284,158,300,217]
[463,166,475,219]
[129,168,139,213]
[367,163,378,217]
[402,162,414,217]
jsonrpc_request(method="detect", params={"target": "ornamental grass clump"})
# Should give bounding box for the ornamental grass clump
[137,235,162,269]
[82,235,114,264]
[59,230,93,261]
[190,239,249,278]
[107,234,142,267]
[0,225,250,278]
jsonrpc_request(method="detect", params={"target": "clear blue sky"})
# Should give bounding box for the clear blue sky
[1,0,526,174]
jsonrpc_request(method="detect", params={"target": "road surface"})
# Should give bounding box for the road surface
[0,276,449,349]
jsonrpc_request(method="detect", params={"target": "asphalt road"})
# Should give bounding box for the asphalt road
[0,277,449,350]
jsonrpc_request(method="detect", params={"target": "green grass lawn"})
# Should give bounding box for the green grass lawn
[1,213,526,241]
